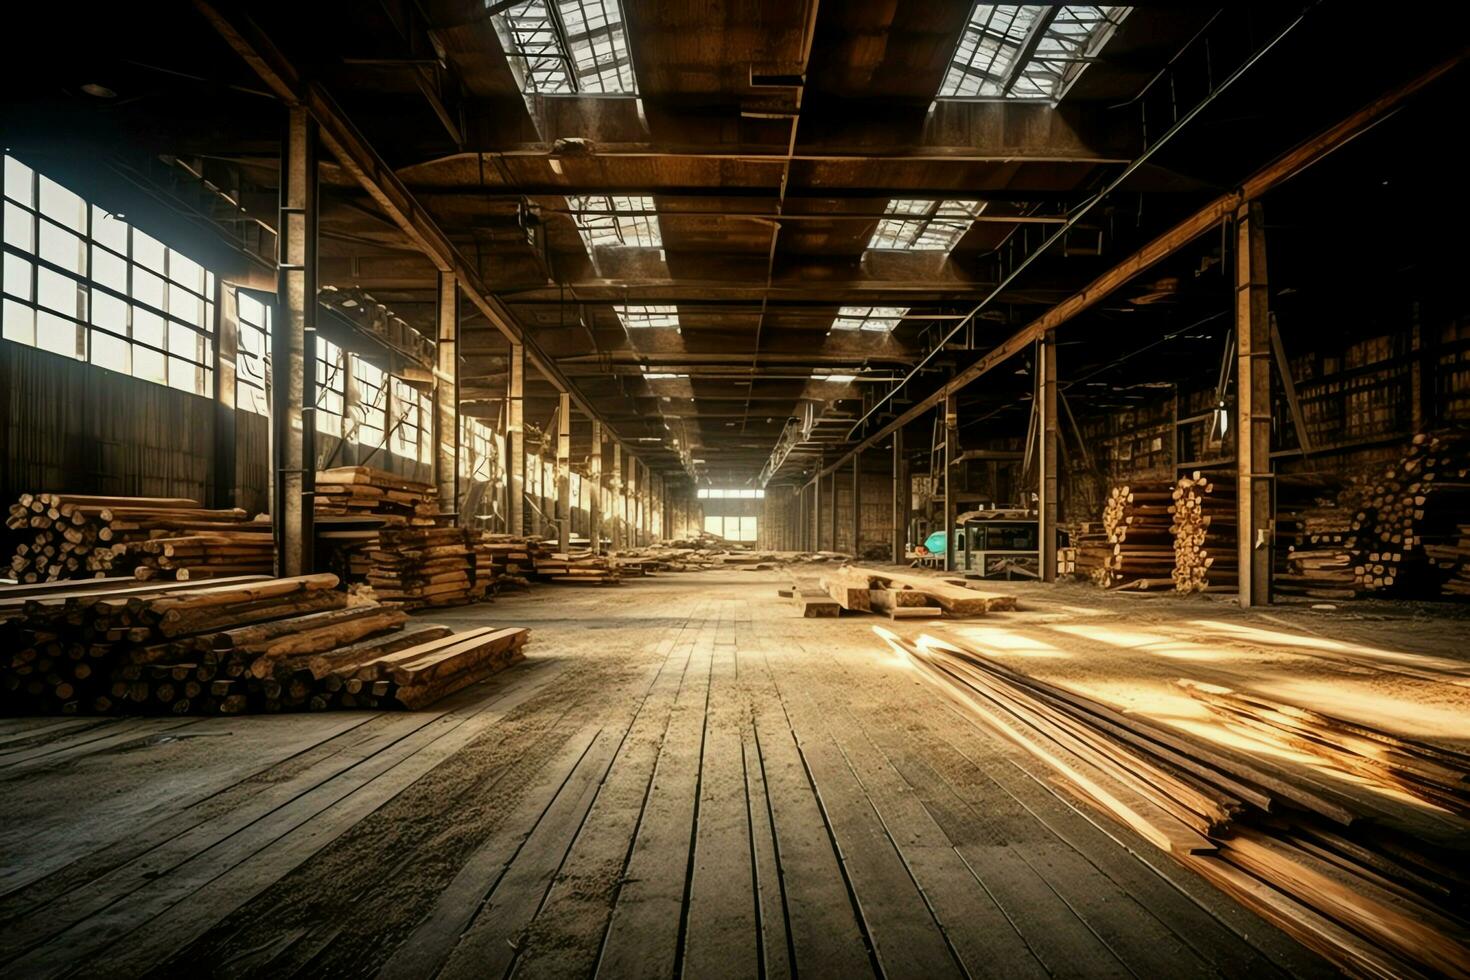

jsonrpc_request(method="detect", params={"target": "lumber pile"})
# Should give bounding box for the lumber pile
[887,632,1470,978]
[844,565,1016,615]
[314,466,438,527]
[1349,432,1470,596]
[1277,479,1362,601]
[4,494,263,583]
[1065,522,1112,583]
[366,527,491,608]
[533,552,624,585]
[1096,482,1177,590]
[110,529,275,581]
[1170,472,1238,594]
[0,574,527,714]
[784,576,840,617]
[478,534,550,583]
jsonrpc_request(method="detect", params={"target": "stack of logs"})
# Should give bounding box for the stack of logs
[365,527,491,608]
[0,574,527,714]
[1351,432,1470,595]
[1170,472,1238,594]
[314,466,437,527]
[1064,523,1111,584]
[5,494,267,583]
[1097,481,1177,590]
[890,632,1470,977]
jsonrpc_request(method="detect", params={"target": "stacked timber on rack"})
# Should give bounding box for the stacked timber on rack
[1432,525,1470,596]
[1350,432,1470,596]
[1170,472,1238,594]
[1277,479,1361,600]
[888,632,1470,978]
[366,527,490,608]
[4,494,269,583]
[314,466,437,527]
[0,574,528,714]
[1096,481,1177,590]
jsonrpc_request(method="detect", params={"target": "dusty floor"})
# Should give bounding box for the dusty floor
[6,569,1465,978]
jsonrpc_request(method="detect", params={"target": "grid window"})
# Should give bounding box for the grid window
[460,415,497,481]
[236,291,270,416]
[567,195,661,250]
[938,5,1130,102]
[831,305,908,332]
[698,488,763,500]
[867,199,981,253]
[315,337,346,437]
[353,356,388,449]
[614,304,678,330]
[490,0,636,95]
[703,514,758,542]
[1,154,216,394]
[391,377,431,464]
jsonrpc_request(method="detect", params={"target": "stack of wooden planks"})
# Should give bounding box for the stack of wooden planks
[366,527,491,608]
[111,528,275,581]
[1065,522,1112,583]
[886,631,1470,978]
[4,494,269,583]
[1097,482,1177,590]
[0,573,527,714]
[533,553,624,585]
[843,566,1015,616]
[477,534,549,587]
[1277,481,1363,600]
[314,466,438,526]
[1170,472,1238,594]
[1350,432,1470,596]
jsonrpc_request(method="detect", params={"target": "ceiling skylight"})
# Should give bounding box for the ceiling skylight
[831,306,908,332]
[939,5,1130,102]
[615,304,679,329]
[489,0,636,95]
[566,194,661,250]
[866,200,981,253]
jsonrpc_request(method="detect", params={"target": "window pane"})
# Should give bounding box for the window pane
[91,205,127,253]
[36,310,81,358]
[169,283,202,326]
[167,250,204,291]
[132,307,164,348]
[37,267,83,319]
[91,330,130,373]
[38,176,86,232]
[169,320,202,362]
[132,229,166,272]
[91,246,127,292]
[2,298,35,344]
[239,292,264,326]
[38,220,86,275]
[4,156,33,205]
[704,515,723,537]
[2,253,32,300]
[131,267,164,309]
[91,290,128,334]
[4,201,34,252]
[133,345,166,385]
[168,355,200,393]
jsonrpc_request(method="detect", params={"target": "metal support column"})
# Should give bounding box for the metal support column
[434,272,460,522]
[507,341,524,536]
[212,279,238,508]
[589,420,603,554]
[1236,201,1273,607]
[942,395,957,573]
[273,106,317,576]
[850,451,861,558]
[892,427,907,564]
[1038,330,1059,582]
[556,392,571,553]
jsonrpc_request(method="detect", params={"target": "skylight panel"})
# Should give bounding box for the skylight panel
[938,5,1130,102]
[866,200,981,253]
[566,194,661,250]
[615,304,679,329]
[489,0,636,95]
[831,306,908,332]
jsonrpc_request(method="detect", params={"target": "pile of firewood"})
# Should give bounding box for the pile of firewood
[1063,523,1110,583]
[365,527,491,608]
[314,466,437,527]
[1,574,527,715]
[1096,481,1176,590]
[891,632,1470,978]
[4,494,264,583]
[1350,432,1470,595]
[1170,472,1237,593]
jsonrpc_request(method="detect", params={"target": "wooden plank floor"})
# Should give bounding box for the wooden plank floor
[0,572,1336,979]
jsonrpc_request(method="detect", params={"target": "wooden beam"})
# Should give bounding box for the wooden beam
[892,427,907,565]
[557,392,571,554]
[1038,332,1059,583]
[1236,202,1272,608]
[433,271,459,520]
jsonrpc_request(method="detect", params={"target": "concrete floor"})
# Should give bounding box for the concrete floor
[9,569,1463,978]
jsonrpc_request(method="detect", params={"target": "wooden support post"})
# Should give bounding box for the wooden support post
[273,106,317,577]
[434,272,460,522]
[213,278,238,508]
[828,466,837,555]
[943,395,958,573]
[1038,330,1059,582]
[589,420,603,554]
[1236,201,1273,607]
[892,426,907,564]
[850,451,861,558]
[556,392,570,553]
[799,483,808,551]
[507,341,524,536]
[812,475,822,552]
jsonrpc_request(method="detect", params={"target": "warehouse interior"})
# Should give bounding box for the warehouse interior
[3,2,1469,977]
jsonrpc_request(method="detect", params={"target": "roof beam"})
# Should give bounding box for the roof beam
[805,49,1470,487]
